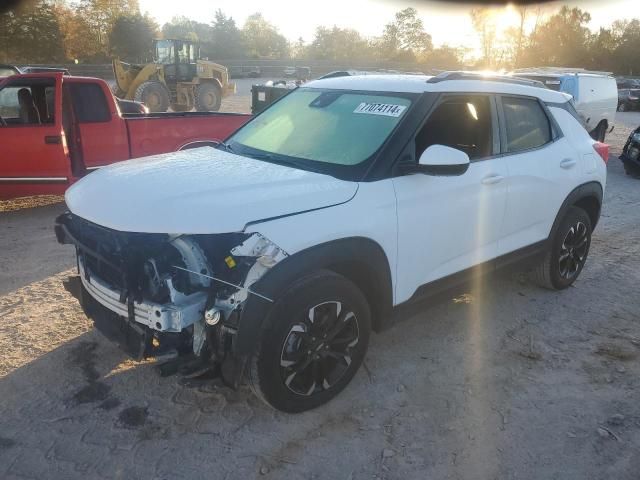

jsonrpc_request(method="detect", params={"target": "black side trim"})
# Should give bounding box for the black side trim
[402,240,546,307]
[235,237,393,355]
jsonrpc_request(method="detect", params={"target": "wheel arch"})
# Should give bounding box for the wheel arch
[235,236,393,356]
[549,182,603,242]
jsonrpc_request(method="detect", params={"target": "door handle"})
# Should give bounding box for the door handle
[44,135,62,145]
[481,174,504,185]
[560,158,577,169]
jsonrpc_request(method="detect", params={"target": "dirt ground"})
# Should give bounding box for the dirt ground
[1,110,639,480]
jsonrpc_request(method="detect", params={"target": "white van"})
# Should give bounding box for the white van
[513,68,617,141]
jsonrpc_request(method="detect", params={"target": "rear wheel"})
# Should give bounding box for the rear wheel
[532,207,592,290]
[195,83,221,112]
[248,271,371,413]
[593,122,607,142]
[134,81,170,113]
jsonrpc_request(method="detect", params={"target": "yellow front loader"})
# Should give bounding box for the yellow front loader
[112,39,235,113]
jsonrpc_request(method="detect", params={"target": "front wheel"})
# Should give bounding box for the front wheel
[195,83,222,112]
[248,271,371,413]
[532,206,592,290]
[134,81,170,112]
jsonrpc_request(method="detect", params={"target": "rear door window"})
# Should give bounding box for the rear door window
[68,83,110,122]
[501,96,552,153]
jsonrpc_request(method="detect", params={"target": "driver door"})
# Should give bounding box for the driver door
[392,94,508,303]
[0,73,71,198]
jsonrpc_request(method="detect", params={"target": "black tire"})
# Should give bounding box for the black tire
[593,122,607,142]
[532,207,592,290]
[194,83,222,112]
[248,270,371,413]
[134,81,170,113]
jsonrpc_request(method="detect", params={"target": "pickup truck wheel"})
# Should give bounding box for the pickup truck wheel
[134,81,170,113]
[248,270,371,413]
[532,207,592,290]
[195,83,221,112]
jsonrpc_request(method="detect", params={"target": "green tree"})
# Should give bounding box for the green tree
[521,6,592,68]
[209,10,244,59]
[611,19,640,75]
[77,0,140,57]
[423,45,463,70]
[378,7,432,61]
[109,13,157,63]
[306,26,373,61]
[241,13,289,59]
[0,0,66,63]
[161,16,208,43]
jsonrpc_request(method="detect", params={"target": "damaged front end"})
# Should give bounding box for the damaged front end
[55,212,286,386]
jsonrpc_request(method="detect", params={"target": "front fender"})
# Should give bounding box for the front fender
[235,237,393,356]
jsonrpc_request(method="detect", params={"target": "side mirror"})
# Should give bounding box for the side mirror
[400,145,470,176]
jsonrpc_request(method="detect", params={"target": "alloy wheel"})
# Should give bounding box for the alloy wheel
[279,301,360,396]
[558,221,589,280]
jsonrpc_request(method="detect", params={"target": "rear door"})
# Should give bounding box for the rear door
[496,95,581,255]
[0,73,71,198]
[65,79,129,170]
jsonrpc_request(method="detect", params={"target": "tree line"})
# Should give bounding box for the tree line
[1,0,639,75]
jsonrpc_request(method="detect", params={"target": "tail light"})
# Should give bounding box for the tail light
[593,142,609,164]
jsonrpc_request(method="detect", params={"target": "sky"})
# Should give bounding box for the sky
[138,0,636,52]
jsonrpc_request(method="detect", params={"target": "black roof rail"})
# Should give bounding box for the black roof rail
[427,71,547,89]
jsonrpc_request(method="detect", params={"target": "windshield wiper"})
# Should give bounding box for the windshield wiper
[218,141,234,152]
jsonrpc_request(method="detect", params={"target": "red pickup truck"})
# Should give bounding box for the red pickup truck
[0,73,251,199]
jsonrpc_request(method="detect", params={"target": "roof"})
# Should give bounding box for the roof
[305,74,572,103]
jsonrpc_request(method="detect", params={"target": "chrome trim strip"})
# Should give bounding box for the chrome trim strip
[0,177,67,182]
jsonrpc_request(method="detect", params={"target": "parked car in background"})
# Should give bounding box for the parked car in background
[618,89,640,111]
[513,68,617,141]
[0,64,20,77]
[0,72,251,199]
[56,72,607,412]
[283,66,297,77]
[616,78,640,89]
[620,126,640,176]
[229,66,261,79]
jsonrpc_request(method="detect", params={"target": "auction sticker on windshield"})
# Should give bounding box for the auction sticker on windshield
[353,102,407,117]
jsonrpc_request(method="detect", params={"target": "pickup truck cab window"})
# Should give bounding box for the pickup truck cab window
[68,82,110,123]
[0,79,55,125]
[228,88,413,173]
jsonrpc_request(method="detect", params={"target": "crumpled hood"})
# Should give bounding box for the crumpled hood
[65,147,358,234]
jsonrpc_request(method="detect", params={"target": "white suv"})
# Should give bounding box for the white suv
[56,72,608,412]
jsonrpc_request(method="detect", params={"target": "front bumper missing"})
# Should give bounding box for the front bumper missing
[78,258,207,333]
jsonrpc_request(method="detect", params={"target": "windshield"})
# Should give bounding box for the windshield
[228,88,412,170]
[156,40,174,64]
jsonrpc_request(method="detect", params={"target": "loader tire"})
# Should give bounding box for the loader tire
[195,83,222,112]
[134,81,170,113]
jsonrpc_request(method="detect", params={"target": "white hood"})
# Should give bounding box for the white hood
[65,147,358,234]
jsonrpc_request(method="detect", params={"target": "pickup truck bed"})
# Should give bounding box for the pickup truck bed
[0,73,251,199]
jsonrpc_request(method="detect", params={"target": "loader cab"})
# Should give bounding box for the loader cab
[155,39,198,84]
